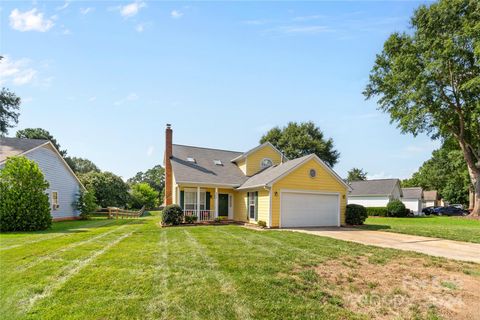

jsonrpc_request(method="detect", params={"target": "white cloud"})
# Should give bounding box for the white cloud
[80,7,94,15]
[9,8,54,32]
[367,172,394,180]
[170,10,183,19]
[135,23,145,32]
[147,146,155,157]
[120,1,145,18]
[0,56,37,86]
[114,92,139,105]
[271,25,331,35]
[88,96,97,102]
[56,1,69,11]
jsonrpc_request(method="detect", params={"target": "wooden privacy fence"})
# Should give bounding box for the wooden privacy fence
[95,206,145,219]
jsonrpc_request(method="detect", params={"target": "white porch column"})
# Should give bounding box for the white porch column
[196,186,201,218]
[215,188,219,218]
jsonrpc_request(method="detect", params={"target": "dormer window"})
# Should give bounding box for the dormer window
[187,157,196,163]
[261,158,273,169]
[214,159,222,166]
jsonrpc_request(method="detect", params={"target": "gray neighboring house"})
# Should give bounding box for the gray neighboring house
[0,137,85,221]
[401,187,424,215]
[347,179,402,207]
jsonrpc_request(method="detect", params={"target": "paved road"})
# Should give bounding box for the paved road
[283,227,480,263]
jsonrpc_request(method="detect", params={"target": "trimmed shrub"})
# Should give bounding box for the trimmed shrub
[387,200,407,217]
[74,190,98,220]
[162,204,183,225]
[185,215,198,224]
[258,220,267,228]
[0,156,52,231]
[346,204,368,225]
[366,207,388,216]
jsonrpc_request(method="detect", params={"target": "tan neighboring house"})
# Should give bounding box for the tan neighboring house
[423,190,440,207]
[163,125,350,228]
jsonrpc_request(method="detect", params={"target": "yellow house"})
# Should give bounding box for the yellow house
[164,124,350,228]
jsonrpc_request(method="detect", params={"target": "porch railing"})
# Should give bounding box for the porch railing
[183,209,215,222]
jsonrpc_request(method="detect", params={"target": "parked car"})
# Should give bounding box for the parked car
[432,206,468,216]
[450,204,464,209]
[422,206,438,215]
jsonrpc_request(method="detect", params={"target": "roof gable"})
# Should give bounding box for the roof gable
[230,142,285,163]
[0,137,49,163]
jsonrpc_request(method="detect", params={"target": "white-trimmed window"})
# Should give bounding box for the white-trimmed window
[184,190,206,211]
[51,191,59,210]
[248,192,256,219]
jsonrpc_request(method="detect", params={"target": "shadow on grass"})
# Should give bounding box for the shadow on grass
[357,224,392,231]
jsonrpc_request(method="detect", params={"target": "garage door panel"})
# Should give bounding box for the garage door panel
[281,192,339,228]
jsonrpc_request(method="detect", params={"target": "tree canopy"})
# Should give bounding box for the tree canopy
[129,182,159,209]
[80,171,129,208]
[347,168,368,182]
[364,0,480,215]
[0,156,51,231]
[66,157,100,175]
[127,165,164,194]
[16,128,67,157]
[0,88,21,136]
[402,140,470,205]
[260,121,340,167]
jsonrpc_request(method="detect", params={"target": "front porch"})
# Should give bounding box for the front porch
[178,186,234,222]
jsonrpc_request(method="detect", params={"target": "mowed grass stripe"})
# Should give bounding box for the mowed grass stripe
[183,229,252,320]
[0,220,138,269]
[15,223,132,273]
[0,219,121,250]
[24,229,137,312]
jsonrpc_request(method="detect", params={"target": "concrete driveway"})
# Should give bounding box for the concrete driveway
[283,228,480,263]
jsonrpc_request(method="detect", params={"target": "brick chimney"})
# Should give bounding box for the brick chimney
[164,124,173,205]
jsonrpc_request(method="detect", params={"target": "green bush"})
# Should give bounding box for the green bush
[387,200,407,217]
[185,215,198,224]
[74,190,98,220]
[129,183,159,209]
[366,207,388,216]
[162,204,183,225]
[346,204,368,225]
[258,220,267,228]
[0,156,52,231]
[80,171,130,208]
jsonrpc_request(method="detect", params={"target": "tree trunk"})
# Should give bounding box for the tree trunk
[457,140,480,216]
[469,187,475,210]
[471,178,480,217]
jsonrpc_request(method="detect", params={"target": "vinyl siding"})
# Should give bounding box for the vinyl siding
[233,189,270,225]
[257,189,270,224]
[237,159,247,175]
[245,145,282,176]
[234,190,248,222]
[348,196,390,207]
[270,158,347,227]
[20,145,82,219]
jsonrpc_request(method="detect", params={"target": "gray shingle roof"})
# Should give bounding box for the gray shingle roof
[0,137,49,163]
[237,154,311,189]
[402,187,423,199]
[349,179,400,196]
[171,144,248,186]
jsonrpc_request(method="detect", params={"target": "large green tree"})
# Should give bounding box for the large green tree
[127,165,164,194]
[16,128,67,157]
[0,88,21,136]
[0,156,51,231]
[66,157,100,175]
[80,172,129,208]
[403,140,470,205]
[129,183,159,209]
[347,168,368,182]
[364,0,480,215]
[260,121,340,167]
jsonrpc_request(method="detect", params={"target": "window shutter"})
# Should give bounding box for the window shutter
[254,191,258,221]
[180,191,184,210]
[206,192,210,210]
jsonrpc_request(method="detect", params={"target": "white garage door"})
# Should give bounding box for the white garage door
[281,192,339,228]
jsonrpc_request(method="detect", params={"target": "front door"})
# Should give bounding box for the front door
[218,194,229,217]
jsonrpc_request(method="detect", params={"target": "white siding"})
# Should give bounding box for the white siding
[402,199,422,215]
[25,145,82,219]
[391,184,402,200]
[348,196,390,207]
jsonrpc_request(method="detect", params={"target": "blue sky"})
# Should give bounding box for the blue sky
[1,0,439,180]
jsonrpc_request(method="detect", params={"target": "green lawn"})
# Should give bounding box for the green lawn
[359,216,480,243]
[1,214,479,320]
